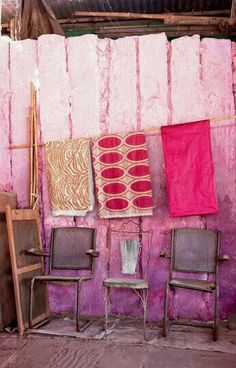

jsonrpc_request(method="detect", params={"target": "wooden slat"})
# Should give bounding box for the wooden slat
[31,312,49,327]
[96,25,219,33]
[74,11,230,26]
[10,143,44,150]
[10,208,40,221]
[0,193,17,330]
[6,205,25,335]
[17,263,43,275]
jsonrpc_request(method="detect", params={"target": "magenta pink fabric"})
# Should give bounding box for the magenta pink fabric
[161,120,218,217]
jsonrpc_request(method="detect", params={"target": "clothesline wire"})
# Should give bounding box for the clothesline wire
[9,114,236,150]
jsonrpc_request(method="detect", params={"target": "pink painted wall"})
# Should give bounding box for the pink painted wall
[0,34,235,322]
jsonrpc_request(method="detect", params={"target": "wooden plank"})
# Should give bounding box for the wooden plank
[6,205,24,335]
[31,312,49,327]
[97,25,220,32]
[17,263,43,275]
[10,143,44,149]
[73,11,167,20]
[6,206,48,336]
[63,22,220,31]
[0,193,17,330]
[2,10,231,30]
[164,15,229,25]
[74,11,229,25]
[62,11,231,24]
[94,26,229,39]
[10,208,40,221]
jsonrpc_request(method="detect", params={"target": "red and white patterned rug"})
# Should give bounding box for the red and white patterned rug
[92,131,153,218]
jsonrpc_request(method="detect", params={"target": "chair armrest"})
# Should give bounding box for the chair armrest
[86,249,100,257]
[218,255,229,262]
[159,252,171,259]
[26,248,51,257]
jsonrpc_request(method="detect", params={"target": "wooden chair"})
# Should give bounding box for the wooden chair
[103,220,153,339]
[5,207,48,336]
[161,228,228,341]
[29,226,99,332]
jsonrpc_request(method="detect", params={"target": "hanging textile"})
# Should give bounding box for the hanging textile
[45,139,94,216]
[161,120,218,217]
[92,132,153,218]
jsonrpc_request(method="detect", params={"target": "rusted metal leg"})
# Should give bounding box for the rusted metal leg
[29,278,35,329]
[163,282,169,337]
[76,280,82,332]
[213,286,219,341]
[104,285,110,339]
[134,287,148,340]
[142,288,148,340]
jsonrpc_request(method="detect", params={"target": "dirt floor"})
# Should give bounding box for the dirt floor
[0,319,236,368]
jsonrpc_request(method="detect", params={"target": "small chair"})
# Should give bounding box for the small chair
[161,228,228,341]
[29,227,99,332]
[103,220,153,339]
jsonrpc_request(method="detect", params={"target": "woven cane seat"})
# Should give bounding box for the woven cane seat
[169,278,216,292]
[103,278,148,289]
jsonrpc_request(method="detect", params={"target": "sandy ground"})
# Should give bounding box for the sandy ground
[0,334,236,368]
[1,319,236,368]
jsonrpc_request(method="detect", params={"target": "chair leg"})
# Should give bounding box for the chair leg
[76,280,82,333]
[104,285,109,339]
[133,288,148,340]
[163,282,170,337]
[29,278,35,329]
[213,286,219,341]
[142,288,148,340]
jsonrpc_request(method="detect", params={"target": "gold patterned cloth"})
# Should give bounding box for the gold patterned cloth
[45,139,94,216]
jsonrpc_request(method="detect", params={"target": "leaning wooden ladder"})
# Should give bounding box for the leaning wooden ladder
[29,83,39,210]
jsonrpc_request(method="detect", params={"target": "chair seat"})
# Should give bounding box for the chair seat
[169,278,216,292]
[33,275,92,282]
[103,278,148,289]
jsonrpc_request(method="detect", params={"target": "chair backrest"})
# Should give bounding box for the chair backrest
[108,220,153,280]
[50,227,96,272]
[120,239,140,274]
[170,228,220,276]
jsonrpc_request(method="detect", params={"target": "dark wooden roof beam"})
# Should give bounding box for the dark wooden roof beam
[73,11,232,26]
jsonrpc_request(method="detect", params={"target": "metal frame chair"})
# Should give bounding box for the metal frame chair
[29,226,99,333]
[161,228,228,341]
[103,220,153,340]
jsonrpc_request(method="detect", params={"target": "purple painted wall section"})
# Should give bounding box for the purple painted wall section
[1,34,235,321]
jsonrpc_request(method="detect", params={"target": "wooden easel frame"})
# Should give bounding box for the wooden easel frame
[6,206,48,335]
